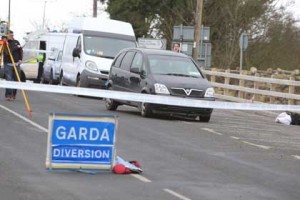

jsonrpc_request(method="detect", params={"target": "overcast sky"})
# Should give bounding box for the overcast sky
[0,0,108,43]
[0,0,299,44]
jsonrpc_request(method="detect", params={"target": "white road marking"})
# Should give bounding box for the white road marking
[130,174,152,183]
[202,128,223,135]
[242,141,271,150]
[292,155,300,160]
[230,136,240,140]
[0,105,48,133]
[182,121,193,125]
[163,188,192,200]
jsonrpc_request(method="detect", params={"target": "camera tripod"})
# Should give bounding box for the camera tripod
[0,39,32,117]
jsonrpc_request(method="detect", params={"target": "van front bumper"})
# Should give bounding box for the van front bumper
[80,70,109,88]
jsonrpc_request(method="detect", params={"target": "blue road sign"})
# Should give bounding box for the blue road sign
[46,113,117,171]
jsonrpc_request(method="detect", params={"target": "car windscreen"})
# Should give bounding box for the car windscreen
[148,55,203,78]
[83,35,136,59]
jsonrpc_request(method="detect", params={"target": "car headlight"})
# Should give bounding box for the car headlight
[85,61,98,72]
[154,83,170,94]
[204,87,215,97]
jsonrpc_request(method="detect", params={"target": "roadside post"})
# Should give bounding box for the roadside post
[239,32,248,72]
[46,113,118,172]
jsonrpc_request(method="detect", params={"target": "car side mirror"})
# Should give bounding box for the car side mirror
[72,48,80,58]
[130,67,140,74]
[140,69,146,76]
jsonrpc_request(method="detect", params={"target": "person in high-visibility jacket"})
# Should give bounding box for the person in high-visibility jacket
[35,46,46,83]
[38,53,44,62]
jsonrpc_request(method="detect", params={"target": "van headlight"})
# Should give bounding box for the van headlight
[85,61,98,71]
[204,87,215,97]
[154,83,170,94]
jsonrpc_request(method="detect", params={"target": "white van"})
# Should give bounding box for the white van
[59,17,137,88]
[22,31,66,81]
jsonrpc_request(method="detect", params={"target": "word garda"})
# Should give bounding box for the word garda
[55,126,110,142]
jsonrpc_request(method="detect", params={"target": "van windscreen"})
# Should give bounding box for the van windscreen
[84,36,136,58]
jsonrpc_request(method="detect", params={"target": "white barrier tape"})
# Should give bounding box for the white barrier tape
[1,81,300,111]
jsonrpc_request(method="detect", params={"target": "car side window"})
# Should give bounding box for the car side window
[130,52,144,74]
[120,51,135,71]
[113,52,126,68]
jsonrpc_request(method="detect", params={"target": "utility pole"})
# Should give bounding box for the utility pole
[8,0,11,29]
[93,0,98,17]
[192,0,204,61]
[42,1,47,29]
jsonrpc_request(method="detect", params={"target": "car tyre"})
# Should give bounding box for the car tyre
[140,102,152,117]
[49,69,54,85]
[105,87,119,111]
[199,115,211,122]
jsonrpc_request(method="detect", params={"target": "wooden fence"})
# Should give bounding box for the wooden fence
[203,69,300,105]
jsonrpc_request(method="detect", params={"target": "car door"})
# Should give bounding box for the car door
[129,52,144,93]
[53,50,63,81]
[114,51,135,92]
[43,48,58,81]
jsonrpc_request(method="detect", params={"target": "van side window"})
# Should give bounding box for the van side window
[113,52,126,68]
[130,52,144,74]
[120,51,135,71]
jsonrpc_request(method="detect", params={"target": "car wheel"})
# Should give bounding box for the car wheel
[140,102,152,117]
[49,69,53,85]
[199,115,211,122]
[105,87,119,111]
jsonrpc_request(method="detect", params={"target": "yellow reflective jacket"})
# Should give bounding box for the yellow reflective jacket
[38,53,44,62]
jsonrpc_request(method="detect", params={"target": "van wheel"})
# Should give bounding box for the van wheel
[105,87,119,111]
[140,102,152,117]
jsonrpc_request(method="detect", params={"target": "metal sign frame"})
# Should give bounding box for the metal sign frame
[46,113,118,171]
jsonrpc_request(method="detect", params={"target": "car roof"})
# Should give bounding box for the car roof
[123,47,190,58]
